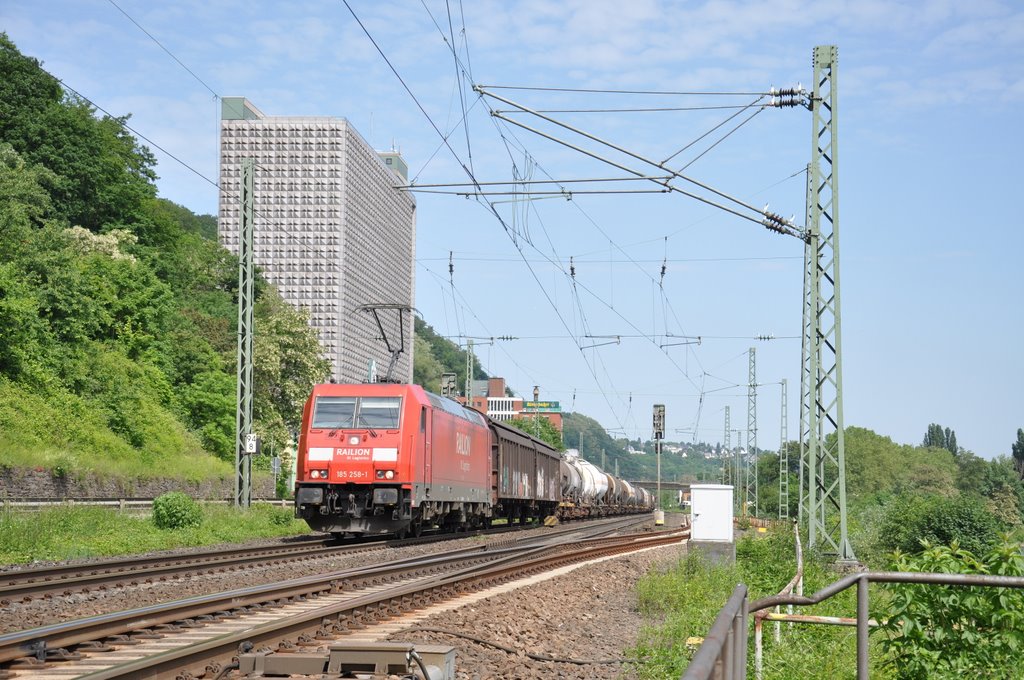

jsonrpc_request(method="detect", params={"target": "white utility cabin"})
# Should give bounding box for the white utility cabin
[689,483,734,542]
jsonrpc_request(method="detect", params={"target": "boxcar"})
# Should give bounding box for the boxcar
[489,418,561,523]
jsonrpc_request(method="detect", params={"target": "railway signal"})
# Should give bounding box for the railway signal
[653,404,665,525]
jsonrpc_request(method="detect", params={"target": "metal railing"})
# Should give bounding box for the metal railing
[682,526,1024,680]
[681,584,748,680]
[0,497,291,512]
[749,570,1024,680]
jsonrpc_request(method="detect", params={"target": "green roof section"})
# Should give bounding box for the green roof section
[221,97,263,120]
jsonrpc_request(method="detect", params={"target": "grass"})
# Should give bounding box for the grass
[629,528,895,679]
[0,379,233,483]
[0,503,310,565]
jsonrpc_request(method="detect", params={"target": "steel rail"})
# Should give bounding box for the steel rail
[0,542,506,665]
[72,528,687,679]
[0,538,336,599]
[0,513,634,601]
[0,515,660,666]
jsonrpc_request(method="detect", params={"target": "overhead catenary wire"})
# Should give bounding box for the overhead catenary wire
[495,103,768,114]
[105,0,219,98]
[479,87,801,238]
[386,2,635,432]
[384,5,799,436]
[477,85,774,96]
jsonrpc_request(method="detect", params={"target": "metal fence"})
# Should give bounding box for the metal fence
[681,584,748,680]
[682,530,1024,680]
[0,497,290,513]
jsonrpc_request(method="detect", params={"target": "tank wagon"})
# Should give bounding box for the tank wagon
[295,382,653,538]
[559,449,653,518]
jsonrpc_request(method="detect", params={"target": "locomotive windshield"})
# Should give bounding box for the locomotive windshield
[312,397,356,429]
[311,396,401,430]
[356,397,402,428]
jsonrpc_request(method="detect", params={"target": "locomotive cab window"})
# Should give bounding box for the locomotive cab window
[312,396,356,429]
[356,397,402,429]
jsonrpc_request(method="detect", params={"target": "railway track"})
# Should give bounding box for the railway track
[0,518,581,603]
[0,516,678,679]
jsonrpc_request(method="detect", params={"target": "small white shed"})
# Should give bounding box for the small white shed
[690,484,734,542]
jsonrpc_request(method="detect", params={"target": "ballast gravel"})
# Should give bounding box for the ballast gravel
[0,521,687,679]
[387,544,683,680]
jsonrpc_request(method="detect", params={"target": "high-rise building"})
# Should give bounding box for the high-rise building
[218,97,416,383]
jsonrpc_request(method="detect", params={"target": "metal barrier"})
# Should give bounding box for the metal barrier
[680,584,748,680]
[0,497,291,512]
[749,570,1024,680]
[683,523,1024,680]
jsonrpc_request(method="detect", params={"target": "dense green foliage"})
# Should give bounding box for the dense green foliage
[0,34,329,482]
[880,541,1024,678]
[506,416,564,450]
[923,422,958,456]
[412,318,488,395]
[152,491,203,530]
[0,503,308,564]
[1012,428,1024,479]
[875,494,1002,556]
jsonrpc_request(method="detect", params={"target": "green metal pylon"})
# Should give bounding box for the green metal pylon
[779,378,789,520]
[234,158,255,508]
[747,347,758,516]
[723,406,731,487]
[801,46,854,560]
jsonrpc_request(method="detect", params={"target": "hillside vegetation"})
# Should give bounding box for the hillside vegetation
[0,34,328,483]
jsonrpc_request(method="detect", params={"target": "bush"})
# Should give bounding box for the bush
[152,492,202,530]
[879,540,1024,678]
[877,494,1002,556]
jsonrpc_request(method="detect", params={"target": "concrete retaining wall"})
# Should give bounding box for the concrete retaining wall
[0,468,275,501]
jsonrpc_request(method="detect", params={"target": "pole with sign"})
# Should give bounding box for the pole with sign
[653,404,665,525]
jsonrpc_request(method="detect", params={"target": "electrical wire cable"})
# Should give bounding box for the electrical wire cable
[477,85,772,96]
[105,0,219,98]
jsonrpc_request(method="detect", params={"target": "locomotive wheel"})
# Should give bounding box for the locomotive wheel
[410,516,423,538]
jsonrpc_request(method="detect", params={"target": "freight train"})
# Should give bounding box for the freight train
[294,382,653,537]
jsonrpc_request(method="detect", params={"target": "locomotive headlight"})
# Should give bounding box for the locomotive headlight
[375,470,385,479]
[385,470,395,480]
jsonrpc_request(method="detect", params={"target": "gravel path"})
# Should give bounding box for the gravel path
[387,543,683,680]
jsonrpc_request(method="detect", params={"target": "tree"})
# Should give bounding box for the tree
[252,292,331,452]
[922,422,958,456]
[507,416,563,451]
[0,34,156,232]
[412,334,443,392]
[1012,428,1024,479]
[413,318,487,394]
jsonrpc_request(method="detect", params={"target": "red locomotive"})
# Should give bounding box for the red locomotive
[294,382,562,537]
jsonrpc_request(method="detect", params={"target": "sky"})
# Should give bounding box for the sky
[3,0,1022,459]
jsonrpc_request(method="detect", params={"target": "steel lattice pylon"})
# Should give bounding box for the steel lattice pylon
[799,46,854,560]
[234,158,255,508]
[747,347,758,516]
[723,406,732,486]
[779,378,789,520]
